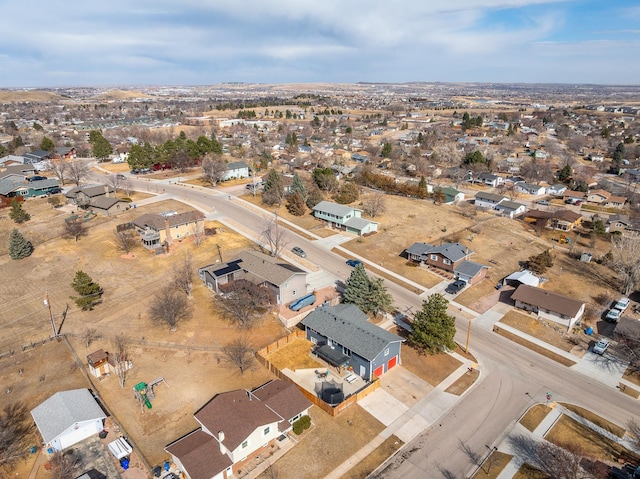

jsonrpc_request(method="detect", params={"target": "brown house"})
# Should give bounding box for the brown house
[523,209,582,231]
[405,242,474,272]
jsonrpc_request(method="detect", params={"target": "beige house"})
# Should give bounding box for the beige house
[132,210,205,251]
[511,285,585,331]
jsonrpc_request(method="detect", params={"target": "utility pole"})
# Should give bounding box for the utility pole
[44,290,57,337]
[465,316,472,354]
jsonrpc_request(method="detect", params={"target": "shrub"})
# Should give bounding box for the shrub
[300,415,311,430]
[292,418,304,435]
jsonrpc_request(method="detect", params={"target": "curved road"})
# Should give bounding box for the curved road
[92,168,639,478]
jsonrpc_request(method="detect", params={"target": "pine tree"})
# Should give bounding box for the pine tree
[526,249,554,275]
[343,265,392,318]
[70,271,103,310]
[262,168,284,206]
[289,172,307,200]
[410,293,456,354]
[9,229,34,260]
[286,191,307,216]
[367,277,393,318]
[9,198,30,224]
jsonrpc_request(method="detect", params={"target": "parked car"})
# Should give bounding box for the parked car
[291,246,306,258]
[27,175,47,182]
[614,297,630,312]
[116,174,127,180]
[346,259,363,267]
[592,338,609,355]
[445,280,467,294]
[47,187,62,195]
[535,200,550,206]
[605,309,621,323]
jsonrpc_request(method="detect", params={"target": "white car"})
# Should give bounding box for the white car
[593,339,609,355]
[614,297,630,311]
[605,309,621,323]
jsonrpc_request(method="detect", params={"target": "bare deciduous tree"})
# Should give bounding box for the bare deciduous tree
[362,191,386,218]
[191,221,205,247]
[107,173,124,192]
[628,418,640,449]
[67,160,91,186]
[148,285,193,332]
[0,402,35,475]
[609,233,640,295]
[222,335,254,375]
[261,213,288,257]
[217,279,271,329]
[172,252,194,298]
[63,217,88,242]
[202,154,227,186]
[111,333,131,388]
[81,327,100,348]
[49,450,80,479]
[50,159,68,184]
[114,229,137,254]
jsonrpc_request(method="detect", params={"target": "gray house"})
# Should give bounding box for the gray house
[474,191,506,209]
[198,250,308,306]
[312,200,378,236]
[301,304,404,381]
[221,161,249,181]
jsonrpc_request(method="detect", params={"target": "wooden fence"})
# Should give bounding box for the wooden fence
[255,330,380,417]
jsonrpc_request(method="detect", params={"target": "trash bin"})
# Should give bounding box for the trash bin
[99,430,108,439]
[585,327,593,336]
[164,461,170,471]
[120,457,130,470]
[153,466,162,477]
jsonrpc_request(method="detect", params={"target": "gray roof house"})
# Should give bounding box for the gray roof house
[511,285,585,331]
[406,241,474,272]
[453,260,489,286]
[301,303,404,381]
[495,200,526,218]
[198,250,308,306]
[474,191,507,209]
[221,161,249,181]
[31,389,106,452]
[312,200,378,236]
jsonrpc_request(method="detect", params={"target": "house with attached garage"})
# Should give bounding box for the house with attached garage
[301,303,404,381]
[405,241,474,273]
[198,249,308,306]
[312,200,378,236]
[132,210,205,251]
[474,191,507,209]
[434,186,464,204]
[511,284,585,331]
[165,379,311,479]
[0,177,60,201]
[221,161,249,181]
[495,200,526,218]
[453,261,489,286]
[30,389,106,452]
[474,172,504,188]
[514,182,546,196]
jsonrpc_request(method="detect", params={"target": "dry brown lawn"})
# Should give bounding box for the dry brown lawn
[513,463,548,479]
[340,435,403,479]
[546,415,640,464]
[558,403,625,437]
[265,338,324,370]
[493,326,576,367]
[499,311,577,352]
[623,367,640,387]
[444,368,479,395]
[519,404,551,432]
[471,451,513,479]
[0,198,290,467]
[257,405,385,479]
[620,382,640,399]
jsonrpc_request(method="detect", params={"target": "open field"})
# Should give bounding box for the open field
[0,197,289,468]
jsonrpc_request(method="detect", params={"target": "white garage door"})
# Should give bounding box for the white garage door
[59,422,99,450]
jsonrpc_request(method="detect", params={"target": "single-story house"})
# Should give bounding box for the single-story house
[166,380,311,479]
[221,161,249,181]
[0,177,60,200]
[23,150,51,164]
[312,200,378,236]
[53,146,76,159]
[405,241,474,272]
[474,191,506,209]
[511,284,585,331]
[607,214,636,233]
[3,163,37,176]
[495,200,526,218]
[453,261,489,286]
[301,303,404,381]
[514,182,546,196]
[65,185,115,207]
[503,270,541,288]
[132,210,205,250]
[547,184,567,196]
[0,154,27,167]
[31,389,106,452]
[523,209,582,231]
[434,186,464,204]
[198,250,308,306]
[605,195,627,209]
[88,196,128,216]
[585,189,611,205]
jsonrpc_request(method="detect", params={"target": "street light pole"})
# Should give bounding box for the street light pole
[44,290,57,337]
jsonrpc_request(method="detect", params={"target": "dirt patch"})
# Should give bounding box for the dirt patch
[471,451,513,479]
[499,311,578,352]
[257,405,385,479]
[620,382,640,399]
[546,415,640,464]
[558,403,625,438]
[389,326,462,387]
[265,338,324,370]
[492,326,576,367]
[623,367,640,387]
[444,368,479,395]
[519,404,552,432]
[342,435,403,479]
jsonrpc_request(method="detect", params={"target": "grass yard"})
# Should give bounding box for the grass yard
[546,415,640,465]
[519,404,552,432]
[471,451,514,479]
[499,311,578,352]
[264,338,324,370]
[558,403,625,438]
[340,435,404,479]
[258,405,386,479]
[493,326,576,367]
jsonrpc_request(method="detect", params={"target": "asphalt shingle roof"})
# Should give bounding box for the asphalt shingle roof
[301,304,403,361]
[454,260,487,277]
[511,285,585,317]
[313,200,360,218]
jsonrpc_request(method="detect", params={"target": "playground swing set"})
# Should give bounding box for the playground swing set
[133,377,169,412]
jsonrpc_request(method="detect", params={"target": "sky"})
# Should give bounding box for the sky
[0,0,638,87]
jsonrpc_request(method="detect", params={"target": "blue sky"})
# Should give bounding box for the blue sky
[0,0,638,87]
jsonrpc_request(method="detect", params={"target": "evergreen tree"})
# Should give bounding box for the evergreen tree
[526,249,554,275]
[410,293,456,354]
[9,229,33,260]
[367,277,393,318]
[381,142,392,158]
[289,172,307,200]
[592,218,606,237]
[286,191,307,216]
[343,264,392,318]
[70,270,103,311]
[463,150,485,165]
[9,198,30,224]
[305,186,324,209]
[39,136,55,153]
[333,182,359,204]
[262,168,285,206]
[558,164,572,182]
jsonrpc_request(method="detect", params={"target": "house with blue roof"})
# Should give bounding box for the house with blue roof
[301,303,404,381]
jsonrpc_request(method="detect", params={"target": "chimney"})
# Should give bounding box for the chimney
[104,185,110,198]
[164,219,172,247]
[218,431,225,454]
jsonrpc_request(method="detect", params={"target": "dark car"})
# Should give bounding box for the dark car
[346,259,363,267]
[47,187,62,195]
[445,280,466,294]
[27,175,47,182]
[116,174,127,180]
